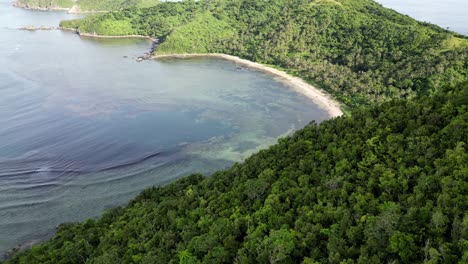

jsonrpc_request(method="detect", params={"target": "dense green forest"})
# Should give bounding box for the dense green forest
[60,0,468,108]
[5,81,467,263]
[15,0,74,9]
[15,0,160,11]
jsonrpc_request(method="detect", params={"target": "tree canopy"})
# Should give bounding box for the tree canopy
[16,0,161,11]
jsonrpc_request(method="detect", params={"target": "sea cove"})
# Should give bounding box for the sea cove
[0,0,330,255]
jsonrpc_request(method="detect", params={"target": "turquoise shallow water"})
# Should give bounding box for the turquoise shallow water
[0,0,329,255]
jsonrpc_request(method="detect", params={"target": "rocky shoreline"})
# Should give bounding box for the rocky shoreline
[1,239,41,262]
[19,25,58,31]
[61,29,160,61]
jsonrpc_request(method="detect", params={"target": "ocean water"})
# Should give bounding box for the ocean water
[376,0,468,35]
[0,1,329,255]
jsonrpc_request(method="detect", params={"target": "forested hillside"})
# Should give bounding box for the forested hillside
[15,0,74,9]
[5,81,467,263]
[60,0,468,108]
[15,0,160,11]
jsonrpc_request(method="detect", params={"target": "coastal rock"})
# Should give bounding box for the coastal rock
[19,26,57,31]
[2,240,40,261]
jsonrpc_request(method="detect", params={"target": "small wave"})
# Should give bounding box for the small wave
[20,182,62,191]
[95,151,162,172]
[0,145,184,180]
[0,156,81,179]
[0,167,83,177]
[74,160,171,187]
[0,196,58,211]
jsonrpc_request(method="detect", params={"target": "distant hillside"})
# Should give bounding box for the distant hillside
[15,0,74,10]
[4,80,467,263]
[60,0,468,109]
[15,0,160,12]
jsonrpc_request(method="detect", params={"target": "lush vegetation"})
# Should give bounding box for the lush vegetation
[61,2,198,36]
[78,0,160,11]
[16,0,74,9]
[156,11,236,54]
[60,0,468,108]
[5,81,467,263]
[16,0,160,11]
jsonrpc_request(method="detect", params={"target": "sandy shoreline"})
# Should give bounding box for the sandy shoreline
[152,53,344,118]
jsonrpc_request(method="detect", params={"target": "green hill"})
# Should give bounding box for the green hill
[5,81,467,263]
[15,0,74,9]
[60,0,468,109]
[15,0,160,12]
